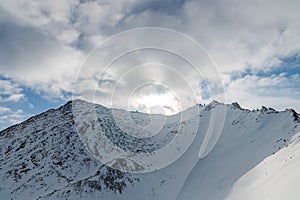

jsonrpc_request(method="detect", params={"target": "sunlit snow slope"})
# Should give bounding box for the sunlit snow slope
[0,100,299,200]
[177,105,300,200]
[225,131,300,200]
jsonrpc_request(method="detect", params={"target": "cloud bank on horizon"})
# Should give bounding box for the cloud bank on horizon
[0,0,299,130]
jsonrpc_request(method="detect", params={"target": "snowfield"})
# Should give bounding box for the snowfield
[0,100,299,200]
[225,131,300,200]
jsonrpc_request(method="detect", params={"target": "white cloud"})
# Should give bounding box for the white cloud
[224,74,300,112]
[2,0,300,72]
[0,0,299,113]
[0,9,83,100]
[0,79,24,102]
[0,78,26,129]
[0,0,80,44]
[0,108,26,130]
[0,107,11,114]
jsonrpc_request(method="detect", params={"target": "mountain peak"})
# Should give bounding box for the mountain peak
[0,99,299,199]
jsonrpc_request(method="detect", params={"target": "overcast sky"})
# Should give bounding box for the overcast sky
[0,0,300,130]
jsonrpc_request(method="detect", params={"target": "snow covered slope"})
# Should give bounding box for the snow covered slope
[177,105,300,200]
[225,131,300,200]
[0,100,299,200]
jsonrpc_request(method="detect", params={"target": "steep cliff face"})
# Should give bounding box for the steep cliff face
[0,100,299,200]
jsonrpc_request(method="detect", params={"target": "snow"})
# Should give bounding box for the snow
[0,100,299,200]
[0,188,11,200]
[225,132,300,200]
[177,106,300,200]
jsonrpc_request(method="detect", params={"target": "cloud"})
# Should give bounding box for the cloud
[0,107,11,114]
[0,108,26,130]
[0,0,299,119]
[0,79,24,102]
[0,8,83,100]
[224,73,300,112]
[0,77,27,129]
[2,0,300,70]
[0,0,80,44]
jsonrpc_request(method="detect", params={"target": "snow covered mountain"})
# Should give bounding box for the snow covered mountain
[0,100,299,200]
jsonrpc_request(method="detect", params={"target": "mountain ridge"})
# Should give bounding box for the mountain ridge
[2,99,298,134]
[0,99,299,200]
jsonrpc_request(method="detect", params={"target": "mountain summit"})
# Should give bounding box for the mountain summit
[0,100,299,200]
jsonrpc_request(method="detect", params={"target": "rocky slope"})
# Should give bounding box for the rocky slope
[0,100,299,200]
[0,101,139,200]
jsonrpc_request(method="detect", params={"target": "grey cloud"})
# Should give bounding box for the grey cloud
[128,0,186,16]
[0,0,299,113]
[0,9,82,100]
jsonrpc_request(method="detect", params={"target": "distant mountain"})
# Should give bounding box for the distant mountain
[0,100,299,200]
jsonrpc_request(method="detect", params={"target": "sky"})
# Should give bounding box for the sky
[0,0,300,130]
